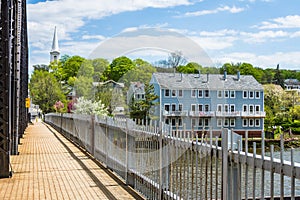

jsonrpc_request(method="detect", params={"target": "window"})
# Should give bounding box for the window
[243,104,247,112]
[249,119,254,127]
[243,119,248,127]
[191,104,196,111]
[178,104,183,111]
[217,119,222,127]
[164,104,170,111]
[204,90,210,98]
[178,118,182,126]
[204,104,210,112]
[204,118,209,126]
[230,119,235,127]
[141,94,145,99]
[218,90,222,98]
[243,91,248,98]
[230,105,235,112]
[224,104,229,112]
[255,105,260,113]
[224,119,229,127]
[191,89,196,98]
[171,104,176,111]
[224,90,229,98]
[198,104,203,111]
[137,94,140,99]
[198,90,203,98]
[255,119,260,127]
[198,119,203,127]
[172,118,176,126]
[165,118,170,124]
[249,105,254,114]
[249,91,254,99]
[255,91,260,99]
[230,91,235,98]
[217,104,222,112]
[172,90,176,97]
[178,89,183,97]
[165,89,170,97]
[191,118,196,128]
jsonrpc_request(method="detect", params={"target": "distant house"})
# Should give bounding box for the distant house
[127,82,145,105]
[284,79,300,93]
[150,72,265,137]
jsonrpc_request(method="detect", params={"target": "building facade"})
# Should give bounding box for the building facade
[150,72,265,137]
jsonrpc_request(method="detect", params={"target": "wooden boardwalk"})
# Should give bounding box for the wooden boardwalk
[0,122,143,200]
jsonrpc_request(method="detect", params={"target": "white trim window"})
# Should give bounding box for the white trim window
[198,90,203,98]
[198,104,203,112]
[217,104,222,112]
[172,118,176,126]
[243,104,248,112]
[165,89,170,97]
[164,104,170,112]
[172,90,177,97]
[204,104,210,112]
[217,119,222,127]
[217,90,222,98]
[178,89,183,97]
[230,118,235,127]
[255,91,260,99]
[204,118,209,126]
[178,104,183,111]
[191,118,196,128]
[249,91,254,99]
[255,105,260,113]
[191,89,196,98]
[198,118,203,127]
[178,118,183,127]
[243,90,248,99]
[171,104,176,111]
[224,119,229,127]
[224,90,229,98]
[255,119,260,127]
[249,119,254,127]
[242,119,248,127]
[249,105,254,114]
[230,104,235,112]
[230,90,235,98]
[224,104,229,112]
[204,90,210,98]
[191,104,196,111]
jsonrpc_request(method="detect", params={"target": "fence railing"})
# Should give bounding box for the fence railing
[45,113,300,200]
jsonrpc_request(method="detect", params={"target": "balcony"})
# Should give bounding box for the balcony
[215,111,240,117]
[189,111,215,117]
[163,110,188,117]
[241,111,266,118]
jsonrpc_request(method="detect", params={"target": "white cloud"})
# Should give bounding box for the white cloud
[241,30,289,43]
[82,35,106,40]
[256,15,300,29]
[215,51,300,69]
[27,0,193,65]
[183,5,245,17]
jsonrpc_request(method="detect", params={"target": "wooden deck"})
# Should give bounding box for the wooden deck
[0,122,143,200]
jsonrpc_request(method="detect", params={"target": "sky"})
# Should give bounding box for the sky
[26,0,300,72]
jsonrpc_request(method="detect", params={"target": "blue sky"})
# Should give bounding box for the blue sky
[27,0,300,71]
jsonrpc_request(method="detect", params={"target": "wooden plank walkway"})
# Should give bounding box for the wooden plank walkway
[0,122,143,200]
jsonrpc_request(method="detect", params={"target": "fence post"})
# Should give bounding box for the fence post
[222,128,228,200]
[159,121,163,200]
[90,115,95,156]
[125,118,129,184]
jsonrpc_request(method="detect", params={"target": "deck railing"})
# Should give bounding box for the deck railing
[45,113,300,200]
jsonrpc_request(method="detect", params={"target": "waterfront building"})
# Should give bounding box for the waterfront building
[150,72,265,137]
[127,82,145,105]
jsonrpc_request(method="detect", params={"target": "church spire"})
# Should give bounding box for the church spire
[50,26,60,63]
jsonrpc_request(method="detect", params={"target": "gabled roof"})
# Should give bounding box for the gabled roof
[129,82,145,94]
[152,72,263,90]
[284,79,300,85]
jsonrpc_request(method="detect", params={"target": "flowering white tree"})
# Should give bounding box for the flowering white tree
[73,97,108,116]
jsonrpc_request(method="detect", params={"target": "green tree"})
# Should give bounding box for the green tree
[92,58,109,82]
[274,64,284,88]
[107,56,135,82]
[29,70,65,113]
[129,84,158,123]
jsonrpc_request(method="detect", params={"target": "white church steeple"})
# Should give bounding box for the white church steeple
[50,26,60,63]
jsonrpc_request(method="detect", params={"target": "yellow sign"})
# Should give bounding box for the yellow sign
[25,98,30,108]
